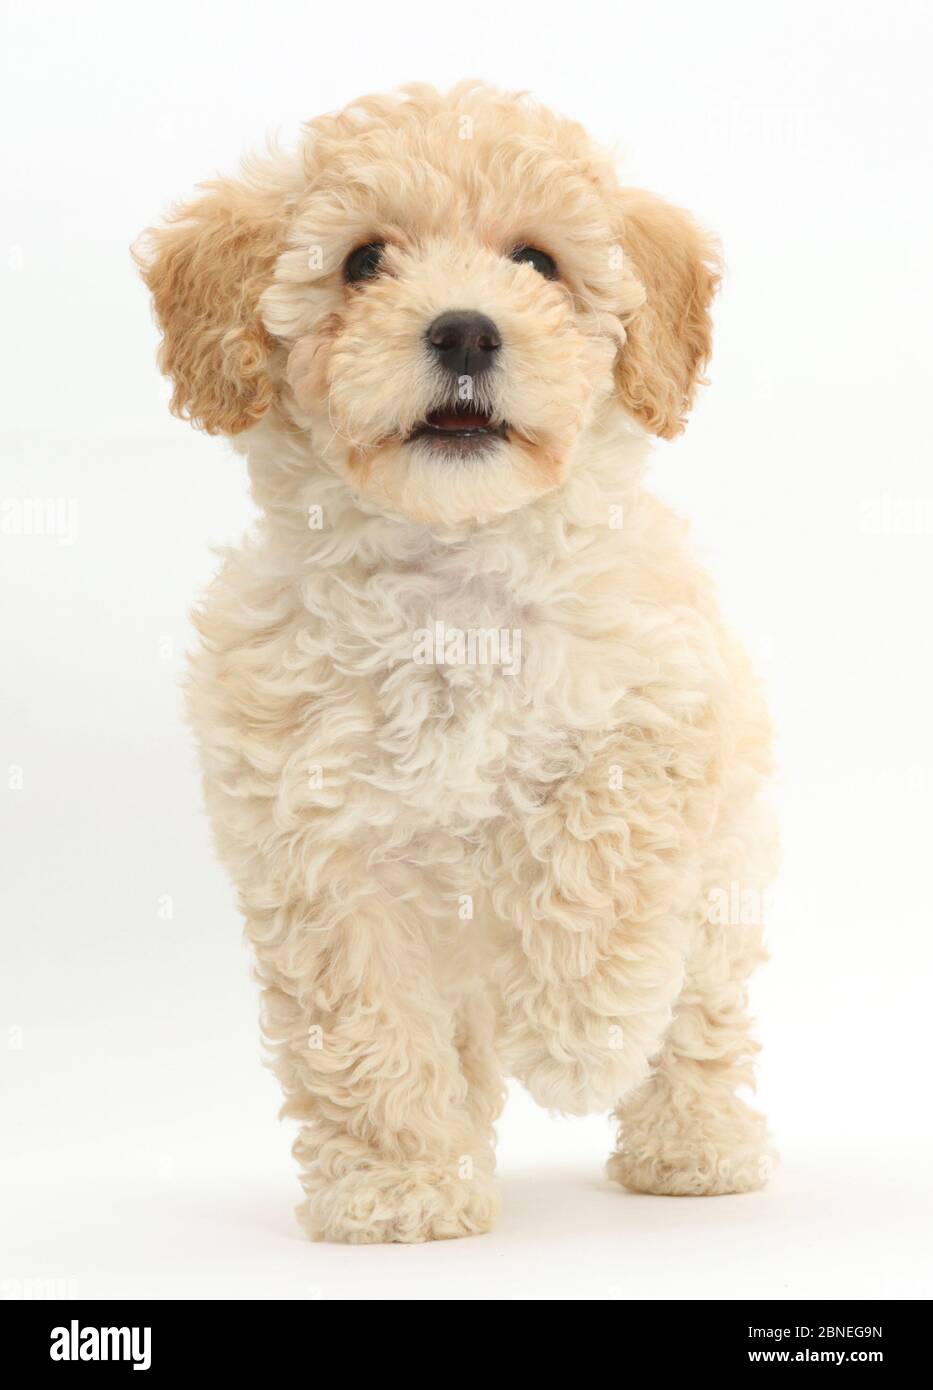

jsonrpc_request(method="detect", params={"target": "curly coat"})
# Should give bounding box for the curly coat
[136,83,777,1243]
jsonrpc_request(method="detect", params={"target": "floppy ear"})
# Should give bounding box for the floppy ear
[614,189,722,439]
[133,172,288,436]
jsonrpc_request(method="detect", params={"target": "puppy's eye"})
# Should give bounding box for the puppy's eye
[510,245,557,279]
[344,241,386,284]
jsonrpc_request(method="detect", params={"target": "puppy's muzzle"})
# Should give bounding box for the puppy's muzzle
[408,311,508,452]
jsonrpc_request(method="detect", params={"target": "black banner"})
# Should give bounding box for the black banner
[0,1299,926,1374]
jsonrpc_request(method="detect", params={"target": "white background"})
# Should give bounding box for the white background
[2,0,932,1300]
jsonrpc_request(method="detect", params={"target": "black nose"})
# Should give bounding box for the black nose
[427,310,501,379]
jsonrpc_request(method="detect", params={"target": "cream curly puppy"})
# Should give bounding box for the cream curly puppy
[136,83,776,1244]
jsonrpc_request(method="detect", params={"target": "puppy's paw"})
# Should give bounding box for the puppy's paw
[609,1096,776,1196]
[299,1162,499,1244]
[513,1042,651,1118]
[519,1054,617,1116]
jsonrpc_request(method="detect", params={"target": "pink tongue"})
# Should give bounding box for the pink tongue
[429,408,490,430]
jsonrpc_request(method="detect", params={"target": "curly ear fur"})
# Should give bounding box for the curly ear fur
[134,168,291,436]
[615,190,722,439]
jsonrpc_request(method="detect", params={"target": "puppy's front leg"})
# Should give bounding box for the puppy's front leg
[489,785,697,1116]
[251,891,498,1244]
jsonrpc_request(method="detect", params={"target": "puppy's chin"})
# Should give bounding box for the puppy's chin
[336,433,568,526]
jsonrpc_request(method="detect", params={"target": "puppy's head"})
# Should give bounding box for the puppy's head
[136,85,720,525]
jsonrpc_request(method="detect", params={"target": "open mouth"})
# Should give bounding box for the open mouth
[407,405,508,450]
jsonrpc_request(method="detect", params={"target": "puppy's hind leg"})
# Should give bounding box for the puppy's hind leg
[608,905,775,1197]
[251,880,499,1244]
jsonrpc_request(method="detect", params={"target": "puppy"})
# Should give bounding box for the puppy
[136,83,776,1243]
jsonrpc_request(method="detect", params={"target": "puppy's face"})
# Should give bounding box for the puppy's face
[137,86,720,526]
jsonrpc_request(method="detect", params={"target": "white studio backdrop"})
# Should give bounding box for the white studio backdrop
[2,0,932,1298]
